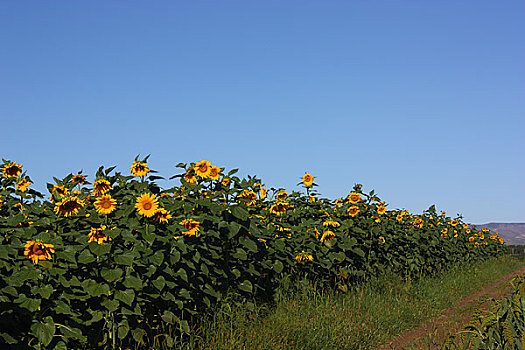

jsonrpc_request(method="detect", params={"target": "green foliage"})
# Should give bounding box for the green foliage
[0,158,505,349]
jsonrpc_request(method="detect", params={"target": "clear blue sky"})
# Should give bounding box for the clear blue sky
[1,1,524,224]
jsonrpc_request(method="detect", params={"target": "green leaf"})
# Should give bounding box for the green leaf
[238,280,253,293]
[123,275,143,290]
[53,341,67,350]
[241,237,258,253]
[118,321,130,339]
[273,260,284,273]
[161,310,176,324]
[101,267,123,282]
[38,284,54,299]
[115,252,136,266]
[31,316,55,346]
[115,289,135,306]
[132,328,146,343]
[89,242,111,256]
[149,251,164,265]
[0,332,17,344]
[15,294,41,312]
[77,249,95,264]
[175,268,188,282]
[232,248,247,260]
[231,205,249,221]
[101,298,120,312]
[152,276,166,291]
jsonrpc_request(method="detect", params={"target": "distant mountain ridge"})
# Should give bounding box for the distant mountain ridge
[471,223,525,245]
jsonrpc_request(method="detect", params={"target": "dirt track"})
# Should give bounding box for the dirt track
[377,265,525,350]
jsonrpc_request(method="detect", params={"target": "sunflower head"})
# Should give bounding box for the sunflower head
[2,161,23,178]
[131,161,150,177]
[334,198,343,206]
[155,208,172,224]
[54,196,84,217]
[88,226,112,245]
[238,190,257,206]
[377,206,386,215]
[320,230,336,243]
[94,195,117,215]
[259,187,268,200]
[221,178,231,187]
[180,219,200,236]
[135,193,159,217]
[276,191,288,201]
[24,240,55,264]
[379,236,386,244]
[302,172,314,187]
[347,192,361,204]
[269,201,292,216]
[347,206,360,217]
[294,253,314,262]
[209,166,221,181]
[72,174,88,184]
[17,179,31,192]
[194,160,212,179]
[92,179,112,196]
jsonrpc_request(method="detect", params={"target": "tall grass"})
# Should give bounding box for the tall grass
[174,255,524,350]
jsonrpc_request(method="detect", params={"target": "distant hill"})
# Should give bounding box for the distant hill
[471,223,525,245]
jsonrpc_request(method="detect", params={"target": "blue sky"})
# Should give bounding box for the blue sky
[1,1,524,224]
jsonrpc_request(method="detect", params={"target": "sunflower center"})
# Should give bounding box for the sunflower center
[102,201,111,209]
[32,244,44,255]
[143,202,152,210]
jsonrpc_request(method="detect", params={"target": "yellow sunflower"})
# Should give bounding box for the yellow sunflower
[377,206,386,215]
[94,195,117,215]
[276,191,288,201]
[180,219,200,236]
[320,230,336,243]
[450,220,459,226]
[54,196,84,217]
[51,185,69,199]
[347,192,361,204]
[334,198,344,206]
[155,208,172,224]
[238,190,257,206]
[72,174,88,184]
[2,161,23,178]
[16,179,31,192]
[135,193,159,217]
[379,236,385,244]
[412,217,424,228]
[259,187,268,200]
[92,179,112,196]
[221,178,231,187]
[269,201,291,216]
[184,173,197,184]
[88,226,112,245]
[347,206,360,217]
[131,161,150,177]
[294,253,314,262]
[209,166,221,181]
[194,160,212,179]
[24,241,55,264]
[323,220,340,228]
[302,172,314,187]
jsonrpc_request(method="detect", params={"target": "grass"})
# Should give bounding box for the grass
[170,255,524,350]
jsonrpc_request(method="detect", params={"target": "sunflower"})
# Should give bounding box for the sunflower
[155,208,172,224]
[194,160,212,179]
[450,220,459,226]
[377,206,386,215]
[379,236,385,244]
[72,174,88,184]
[24,241,55,264]
[51,185,69,199]
[302,172,314,187]
[334,198,344,206]
[209,166,221,181]
[92,179,112,196]
[238,190,257,206]
[16,179,31,192]
[276,191,288,201]
[2,161,22,178]
[221,178,230,187]
[94,195,117,215]
[184,173,197,184]
[396,214,404,222]
[320,230,336,243]
[347,192,361,204]
[88,226,112,245]
[259,187,268,200]
[441,228,448,234]
[347,206,360,217]
[294,253,314,262]
[54,196,84,217]
[269,201,291,216]
[323,220,340,228]
[135,193,159,217]
[131,161,150,177]
[180,219,200,236]
[412,217,424,228]
[309,196,316,202]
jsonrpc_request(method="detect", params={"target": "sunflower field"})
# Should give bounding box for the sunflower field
[0,157,505,349]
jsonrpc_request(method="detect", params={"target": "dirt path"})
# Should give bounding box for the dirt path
[377,265,525,350]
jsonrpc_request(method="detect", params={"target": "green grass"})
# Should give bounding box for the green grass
[171,255,524,350]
